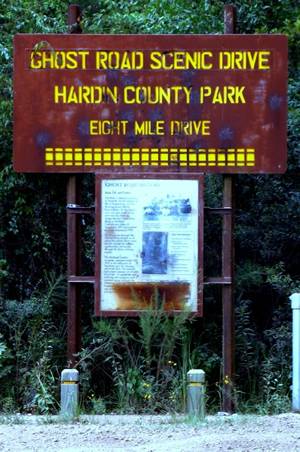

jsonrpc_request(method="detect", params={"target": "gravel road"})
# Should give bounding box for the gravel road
[0,413,300,451]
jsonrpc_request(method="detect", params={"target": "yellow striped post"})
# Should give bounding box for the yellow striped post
[60,369,79,417]
[187,369,205,418]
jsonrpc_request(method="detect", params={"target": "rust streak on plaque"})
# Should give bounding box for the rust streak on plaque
[112,282,190,311]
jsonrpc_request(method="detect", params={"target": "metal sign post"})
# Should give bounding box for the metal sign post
[67,5,83,364]
[222,3,236,414]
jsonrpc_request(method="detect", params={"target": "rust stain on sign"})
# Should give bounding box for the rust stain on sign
[13,34,287,174]
[112,282,190,311]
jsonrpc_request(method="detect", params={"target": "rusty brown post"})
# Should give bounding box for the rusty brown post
[222,175,235,412]
[67,4,82,365]
[222,4,236,412]
[68,4,82,34]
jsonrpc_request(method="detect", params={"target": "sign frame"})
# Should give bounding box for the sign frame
[95,173,204,317]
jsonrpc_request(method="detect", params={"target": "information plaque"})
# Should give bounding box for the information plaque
[95,176,204,315]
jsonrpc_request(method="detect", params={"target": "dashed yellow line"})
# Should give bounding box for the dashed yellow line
[45,147,255,167]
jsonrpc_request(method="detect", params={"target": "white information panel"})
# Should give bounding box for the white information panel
[99,179,200,313]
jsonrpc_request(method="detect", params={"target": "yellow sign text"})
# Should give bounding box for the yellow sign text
[30,50,89,69]
[54,85,118,104]
[123,86,191,104]
[199,86,246,104]
[170,120,211,135]
[219,51,270,70]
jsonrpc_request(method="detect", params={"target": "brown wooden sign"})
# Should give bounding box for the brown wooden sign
[13,34,287,173]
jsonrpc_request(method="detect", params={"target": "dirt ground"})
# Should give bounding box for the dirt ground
[0,412,300,451]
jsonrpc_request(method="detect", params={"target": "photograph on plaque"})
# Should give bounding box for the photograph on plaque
[97,179,201,314]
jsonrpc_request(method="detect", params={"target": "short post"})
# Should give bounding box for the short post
[60,369,79,417]
[290,293,300,412]
[187,369,205,418]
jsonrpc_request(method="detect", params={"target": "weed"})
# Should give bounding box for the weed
[0,273,66,413]
[76,299,193,413]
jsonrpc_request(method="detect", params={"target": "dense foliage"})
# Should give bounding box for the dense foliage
[0,0,299,414]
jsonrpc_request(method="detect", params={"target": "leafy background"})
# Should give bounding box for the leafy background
[0,0,299,414]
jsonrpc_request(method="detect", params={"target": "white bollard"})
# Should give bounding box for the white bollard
[60,368,79,417]
[290,293,300,412]
[187,369,205,418]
